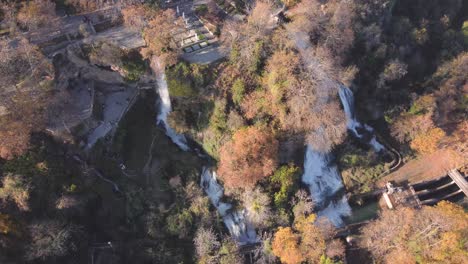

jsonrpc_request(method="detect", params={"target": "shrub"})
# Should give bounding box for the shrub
[0,174,32,211]
[122,51,146,82]
[410,127,445,154]
[217,238,244,264]
[231,79,245,105]
[270,165,300,209]
[462,21,468,42]
[26,220,83,261]
[166,63,197,97]
[166,209,193,238]
[195,4,208,15]
[242,188,272,228]
[0,214,19,235]
[194,227,220,258]
[209,99,227,134]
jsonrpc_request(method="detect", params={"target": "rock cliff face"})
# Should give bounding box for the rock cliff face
[46,44,139,148]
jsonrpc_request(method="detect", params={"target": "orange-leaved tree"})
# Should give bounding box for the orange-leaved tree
[271,227,303,264]
[410,127,445,154]
[141,9,184,67]
[361,201,468,264]
[217,126,278,189]
[272,214,333,264]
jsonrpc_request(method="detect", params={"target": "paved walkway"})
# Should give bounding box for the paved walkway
[378,148,465,186]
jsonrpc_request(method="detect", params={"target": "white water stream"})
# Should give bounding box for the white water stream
[302,147,351,226]
[338,85,385,152]
[302,86,388,226]
[154,59,190,151]
[200,168,257,245]
[152,57,255,244]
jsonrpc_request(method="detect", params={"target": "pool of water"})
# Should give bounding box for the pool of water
[344,199,380,224]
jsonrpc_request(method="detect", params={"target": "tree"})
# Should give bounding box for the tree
[122,4,157,30]
[0,214,19,236]
[194,227,220,261]
[88,42,123,68]
[242,188,272,228]
[231,79,245,105]
[246,1,276,38]
[325,0,356,59]
[391,94,437,147]
[272,227,303,264]
[226,110,245,132]
[17,0,57,31]
[0,37,53,159]
[26,220,83,261]
[270,165,300,209]
[216,236,244,264]
[284,48,347,152]
[254,232,277,264]
[410,127,445,154]
[217,127,278,190]
[55,194,87,217]
[0,1,18,34]
[272,213,341,264]
[165,208,193,239]
[382,59,408,81]
[221,1,275,74]
[0,174,32,211]
[291,190,314,220]
[141,9,184,66]
[378,59,408,88]
[64,0,100,12]
[361,201,468,263]
[241,50,300,128]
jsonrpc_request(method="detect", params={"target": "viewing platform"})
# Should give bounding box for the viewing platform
[448,169,468,196]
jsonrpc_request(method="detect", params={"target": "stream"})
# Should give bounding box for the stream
[154,58,190,151]
[153,57,257,245]
[200,168,257,245]
[302,85,388,227]
[338,85,385,153]
[153,53,385,239]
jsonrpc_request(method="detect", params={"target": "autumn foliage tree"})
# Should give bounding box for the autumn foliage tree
[122,4,157,30]
[0,174,32,211]
[410,127,445,154]
[17,0,57,30]
[241,50,300,128]
[26,220,83,261]
[217,126,278,190]
[391,52,467,156]
[361,201,468,264]
[141,9,183,67]
[271,227,303,264]
[272,214,341,264]
[0,38,53,159]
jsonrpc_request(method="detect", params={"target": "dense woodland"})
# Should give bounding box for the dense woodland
[0,0,467,263]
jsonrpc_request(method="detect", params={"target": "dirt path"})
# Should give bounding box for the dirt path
[377,148,465,186]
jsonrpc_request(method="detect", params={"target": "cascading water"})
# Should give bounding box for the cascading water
[153,59,190,151]
[200,168,257,244]
[152,57,255,244]
[302,147,351,226]
[338,85,385,152]
[284,36,354,227]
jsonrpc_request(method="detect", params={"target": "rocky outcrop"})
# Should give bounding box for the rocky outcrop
[46,44,138,149]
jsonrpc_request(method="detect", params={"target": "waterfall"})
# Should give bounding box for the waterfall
[302,146,351,226]
[153,59,190,151]
[151,57,255,244]
[200,168,257,244]
[338,85,385,152]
